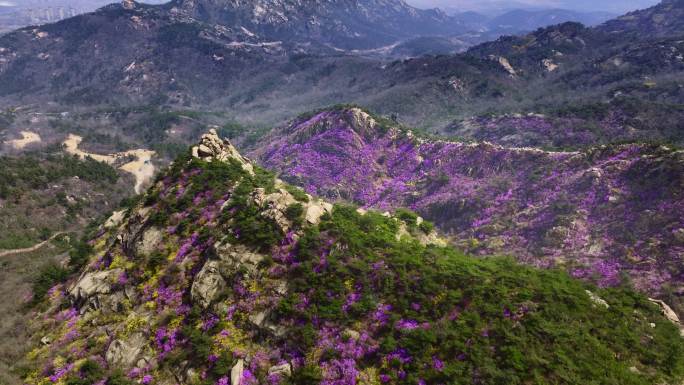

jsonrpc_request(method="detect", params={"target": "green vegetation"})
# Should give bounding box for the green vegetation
[284,185,310,203]
[277,205,684,385]
[22,146,684,385]
[285,202,305,227]
[0,154,118,199]
[30,264,70,306]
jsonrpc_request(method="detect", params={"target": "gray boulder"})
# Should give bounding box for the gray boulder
[105,332,147,369]
[268,363,292,378]
[69,268,123,307]
[191,260,226,308]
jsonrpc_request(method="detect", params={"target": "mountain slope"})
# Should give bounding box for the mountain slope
[487,8,616,35]
[171,0,468,50]
[598,0,684,38]
[21,130,684,385]
[1,0,684,146]
[255,107,684,314]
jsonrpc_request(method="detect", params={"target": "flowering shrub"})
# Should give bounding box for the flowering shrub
[22,137,684,385]
[256,107,684,310]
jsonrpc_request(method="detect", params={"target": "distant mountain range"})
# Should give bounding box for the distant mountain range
[1,0,683,145]
[0,0,167,34]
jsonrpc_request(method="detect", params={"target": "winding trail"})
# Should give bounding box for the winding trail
[4,131,41,149]
[63,134,156,193]
[0,232,65,258]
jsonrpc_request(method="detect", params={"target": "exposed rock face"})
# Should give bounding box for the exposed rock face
[586,290,609,309]
[215,242,266,275]
[192,129,254,175]
[650,298,682,325]
[231,359,244,385]
[133,226,163,258]
[255,107,684,315]
[191,260,227,309]
[105,332,147,369]
[268,363,291,378]
[104,210,126,230]
[69,269,123,306]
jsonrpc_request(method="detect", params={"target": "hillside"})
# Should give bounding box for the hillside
[19,130,684,385]
[0,0,683,147]
[255,107,684,316]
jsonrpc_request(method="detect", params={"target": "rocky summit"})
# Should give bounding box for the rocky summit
[22,131,684,385]
[255,107,684,316]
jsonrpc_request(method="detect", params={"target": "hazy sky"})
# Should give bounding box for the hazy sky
[0,0,662,14]
[405,0,661,13]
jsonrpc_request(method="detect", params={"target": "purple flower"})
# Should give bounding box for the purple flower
[49,363,74,382]
[373,303,392,325]
[433,356,445,372]
[396,319,419,331]
[320,359,358,385]
[154,327,178,358]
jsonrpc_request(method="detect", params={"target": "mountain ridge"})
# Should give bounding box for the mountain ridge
[254,107,684,317]
[19,129,684,385]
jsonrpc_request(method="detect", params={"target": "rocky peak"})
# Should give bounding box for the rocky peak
[168,0,465,49]
[191,128,254,174]
[122,0,136,10]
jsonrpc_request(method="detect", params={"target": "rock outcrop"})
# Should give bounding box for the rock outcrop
[191,260,227,309]
[69,269,124,303]
[105,332,148,369]
[192,129,254,175]
[22,131,684,385]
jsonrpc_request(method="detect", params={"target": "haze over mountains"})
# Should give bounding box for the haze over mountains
[408,0,660,14]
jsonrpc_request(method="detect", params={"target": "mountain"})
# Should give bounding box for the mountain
[254,107,684,316]
[1,0,683,149]
[18,130,684,385]
[172,0,469,50]
[598,0,684,37]
[0,0,170,34]
[487,9,616,34]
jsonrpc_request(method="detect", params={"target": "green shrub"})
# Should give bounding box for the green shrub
[31,264,70,304]
[285,203,305,226]
[285,185,310,202]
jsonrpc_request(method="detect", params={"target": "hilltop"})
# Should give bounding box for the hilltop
[255,107,684,316]
[19,131,684,385]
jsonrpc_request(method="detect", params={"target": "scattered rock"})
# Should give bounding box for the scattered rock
[586,290,609,308]
[305,200,333,224]
[649,298,681,325]
[104,210,126,229]
[248,311,269,327]
[268,363,292,377]
[343,329,360,341]
[134,227,163,258]
[231,359,244,385]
